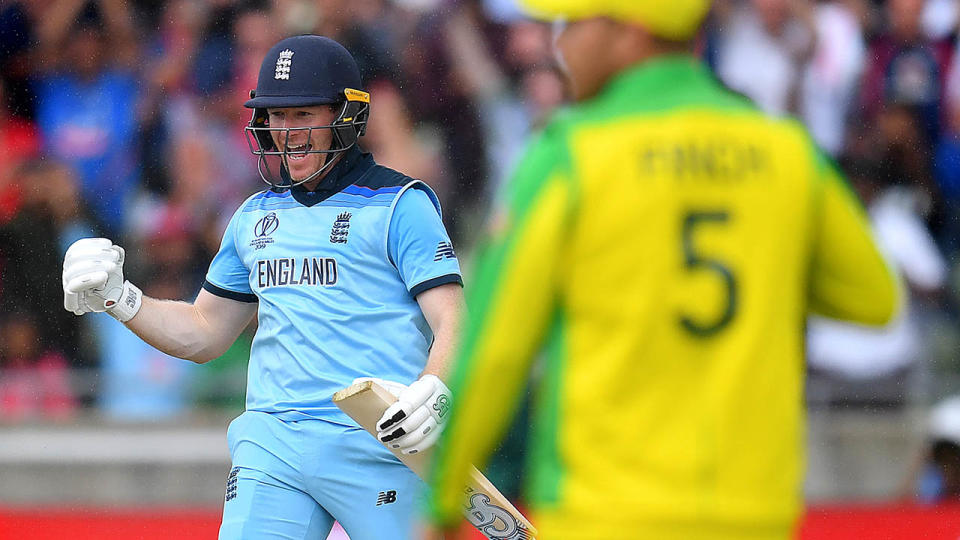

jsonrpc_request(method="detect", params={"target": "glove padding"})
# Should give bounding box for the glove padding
[376,374,451,455]
[62,238,142,322]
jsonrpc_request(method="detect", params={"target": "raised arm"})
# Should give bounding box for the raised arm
[95,0,138,68]
[62,238,256,364]
[36,0,87,48]
[126,288,257,364]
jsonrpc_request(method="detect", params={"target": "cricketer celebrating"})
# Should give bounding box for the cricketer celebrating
[61,36,463,539]
[428,1,900,539]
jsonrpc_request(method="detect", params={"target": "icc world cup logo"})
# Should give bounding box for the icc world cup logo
[251,212,279,250]
[255,212,279,237]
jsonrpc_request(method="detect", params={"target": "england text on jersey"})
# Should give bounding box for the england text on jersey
[256,257,339,288]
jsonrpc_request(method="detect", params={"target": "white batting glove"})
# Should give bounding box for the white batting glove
[62,238,142,322]
[376,374,452,455]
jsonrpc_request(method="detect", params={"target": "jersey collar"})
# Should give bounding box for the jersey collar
[600,54,709,101]
[289,145,374,207]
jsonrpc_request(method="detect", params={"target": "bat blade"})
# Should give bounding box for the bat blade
[333,380,538,539]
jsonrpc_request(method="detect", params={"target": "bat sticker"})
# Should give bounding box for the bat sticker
[463,487,532,540]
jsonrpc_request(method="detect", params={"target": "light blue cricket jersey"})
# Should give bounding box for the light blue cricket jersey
[203,147,462,424]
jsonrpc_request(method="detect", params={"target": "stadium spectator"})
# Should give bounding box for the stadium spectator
[27,160,99,254]
[0,81,39,223]
[446,10,563,200]
[807,156,946,405]
[137,0,208,196]
[361,80,444,190]
[138,2,272,224]
[230,4,282,114]
[396,1,490,242]
[0,1,43,120]
[799,0,866,156]
[0,160,95,368]
[713,0,816,115]
[858,0,953,144]
[0,311,76,422]
[933,33,960,258]
[33,0,141,237]
[916,396,960,502]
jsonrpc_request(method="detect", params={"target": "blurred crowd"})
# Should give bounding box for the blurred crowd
[2,0,960,500]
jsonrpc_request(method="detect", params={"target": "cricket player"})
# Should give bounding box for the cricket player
[61,35,463,540]
[428,1,901,539]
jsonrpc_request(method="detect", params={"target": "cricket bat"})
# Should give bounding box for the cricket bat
[333,380,537,540]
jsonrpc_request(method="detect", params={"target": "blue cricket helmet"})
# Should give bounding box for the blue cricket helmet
[245,35,362,108]
[244,35,370,189]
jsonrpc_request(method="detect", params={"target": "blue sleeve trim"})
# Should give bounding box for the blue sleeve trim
[202,281,258,303]
[409,273,463,298]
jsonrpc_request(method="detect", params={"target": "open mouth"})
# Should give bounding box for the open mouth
[286,143,312,161]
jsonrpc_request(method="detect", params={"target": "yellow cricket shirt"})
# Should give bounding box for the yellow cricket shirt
[430,56,899,539]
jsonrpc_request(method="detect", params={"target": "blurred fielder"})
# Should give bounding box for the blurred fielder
[428,1,900,539]
[61,35,463,539]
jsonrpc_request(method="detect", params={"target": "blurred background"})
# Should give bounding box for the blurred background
[3,0,960,537]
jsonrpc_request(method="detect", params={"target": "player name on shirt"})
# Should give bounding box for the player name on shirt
[639,139,770,181]
[256,257,339,288]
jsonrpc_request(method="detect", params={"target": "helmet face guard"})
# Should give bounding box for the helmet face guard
[245,88,370,190]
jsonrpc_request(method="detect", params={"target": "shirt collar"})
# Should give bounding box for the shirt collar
[597,54,709,102]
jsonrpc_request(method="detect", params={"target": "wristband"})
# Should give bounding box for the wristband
[106,281,143,323]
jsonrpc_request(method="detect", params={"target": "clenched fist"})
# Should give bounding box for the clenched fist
[62,238,142,322]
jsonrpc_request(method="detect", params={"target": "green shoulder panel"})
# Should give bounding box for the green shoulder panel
[432,114,579,524]
[506,116,578,217]
[526,310,569,506]
[456,118,577,357]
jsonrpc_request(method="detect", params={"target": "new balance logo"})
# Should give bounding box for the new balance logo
[376,490,397,506]
[434,241,456,261]
[225,467,239,502]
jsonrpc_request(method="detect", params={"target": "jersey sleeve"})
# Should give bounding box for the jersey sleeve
[387,186,463,297]
[428,125,575,525]
[203,205,257,303]
[807,153,900,325]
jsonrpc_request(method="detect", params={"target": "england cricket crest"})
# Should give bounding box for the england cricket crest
[225,467,239,502]
[275,49,294,80]
[330,212,352,244]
